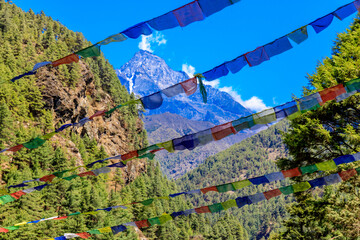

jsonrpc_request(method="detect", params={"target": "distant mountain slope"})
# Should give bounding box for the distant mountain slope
[117,50,252,125]
[117,51,254,178]
[177,120,292,239]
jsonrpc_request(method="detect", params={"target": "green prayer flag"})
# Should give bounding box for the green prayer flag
[253,109,276,125]
[138,153,155,160]
[23,137,46,149]
[279,186,294,195]
[141,199,154,206]
[148,217,161,226]
[98,33,127,45]
[293,182,311,193]
[69,212,81,216]
[53,170,69,178]
[300,164,318,174]
[76,45,101,58]
[158,214,172,224]
[301,103,321,113]
[0,195,16,205]
[316,160,337,171]
[221,199,237,210]
[209,203,225,213]
[42,132,56,140]
[157,140,174,153]
[356,167,360,175]
[63,175,79,181]
[345,78,360,92]
[216,183,235,193]
[87,229,101,234]
[4,226,20,231]
[231,179,252,190]
[138,145,160,156]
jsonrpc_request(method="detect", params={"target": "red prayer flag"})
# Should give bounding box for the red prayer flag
[78,171,96,177]
[319,84,346,104]
[54,216,68,220]
[0,228,9,233]
[339,169,357,181]
[200,186,219,194]
[195,206,211,213]
[263,189,282,200]
[121,150,139,160]
[8,144,24,152]
[39,174,56,182]
[135,219,150,228]
[10,191,26,200]
[89,110,107,120]
[52,53,80,67]
[282,168,302,178]
[211,122,237,141]
[180,77,197,96]
[77,232,91,239]
[172,1,204,27]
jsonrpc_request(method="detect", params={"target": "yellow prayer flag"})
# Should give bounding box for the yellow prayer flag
[99,226,112,233]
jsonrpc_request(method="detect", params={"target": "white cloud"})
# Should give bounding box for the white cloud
[180,63,270,112]
[219,86,269,112]
[204,79,220,88]
[138,32,167,53]
[182,63,196,78]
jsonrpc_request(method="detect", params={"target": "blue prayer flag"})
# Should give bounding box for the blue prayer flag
[173,134,200,151]
[147,12,180,31]
[11,71,36,82]
[309,178,326,188]
[310,14,334,33]
[140,92,163,110]
[8,183,28,189]
[34,184,49,191]
[287,26,308,44]
[248,193,266,204]
[122,22,152,39]
[108,162,126,168]
[333,3,357,20]
[111,225,127,235]
[265,172,285,182]
[245,47,269,67]
[198,0,232,17]
[86,160,105,168]
[236,196,251,208]
[225,55,247,74]
[171,211,185,218]
[264,36,293,58]
[55,236,66,240]
[333,155,355,165]
[274,101,298,119]
[55,123,73,133]
[169,192,186,197]
[249,176,269,185]
[172,1,205,27]
[324,174,342,185]
[203,64,229,81]
[33,61,51,71]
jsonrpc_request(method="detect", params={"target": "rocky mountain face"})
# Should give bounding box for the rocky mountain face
[117,50,254,178]
[35,61,147,184]
[117,50,252,125]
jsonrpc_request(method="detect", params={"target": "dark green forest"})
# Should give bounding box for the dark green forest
[0,1,248,239]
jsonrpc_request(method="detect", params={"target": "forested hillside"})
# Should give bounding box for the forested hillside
[178,121,292,240]
[0,1,251,239]
[270,16,360,240]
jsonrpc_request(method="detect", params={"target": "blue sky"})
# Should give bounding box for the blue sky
[13,0,356,112]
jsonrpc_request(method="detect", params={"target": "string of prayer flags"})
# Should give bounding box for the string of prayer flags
[199,0,360,81]
[12,0,360,83]
[3,78,360,190]
[10,0,242,82]
[47,166,360,239]
[3,147,359,218]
